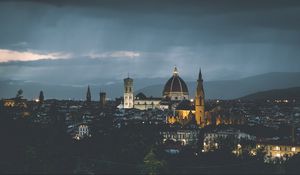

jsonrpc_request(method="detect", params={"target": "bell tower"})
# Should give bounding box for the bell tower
[123,75,134,109]
[195,68,205,127]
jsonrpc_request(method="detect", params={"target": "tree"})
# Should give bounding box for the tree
[16,89,23,100]
[142,149,167,175]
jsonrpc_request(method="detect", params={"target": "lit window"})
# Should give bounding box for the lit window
[275,146,280,151]
[292,147,296,152]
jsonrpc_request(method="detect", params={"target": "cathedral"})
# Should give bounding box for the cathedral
[165,67,205,127]
[123,66,206,127]
[121,66,245,128]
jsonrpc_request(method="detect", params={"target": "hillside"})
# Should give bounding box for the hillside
[240,87,300,100]
[136,72,300,99]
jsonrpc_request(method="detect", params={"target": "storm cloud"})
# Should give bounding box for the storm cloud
[0,0,300,86]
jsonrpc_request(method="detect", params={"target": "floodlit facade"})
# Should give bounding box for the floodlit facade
[255,143,300,163]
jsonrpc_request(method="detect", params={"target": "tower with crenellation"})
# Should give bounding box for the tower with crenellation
[123,76,134,109]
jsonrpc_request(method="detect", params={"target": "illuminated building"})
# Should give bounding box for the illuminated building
[162,67,189,101]
[74,124,91,140]
[166,99,196,126]
[3,98,27,108]
[165,68,205,127]
[164,68,204,127]
[204,106,246,126]
[3,99,15,107]
[123,76,134,109]
[161,129,200,146]
[134,92,162,110]
[255,143,300,163]
[195,69,205,127]
[203,129,255,152]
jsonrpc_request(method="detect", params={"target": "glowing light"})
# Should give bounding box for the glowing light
[292,147,296,152]
[250,150,256,156]
[35,99,39,102]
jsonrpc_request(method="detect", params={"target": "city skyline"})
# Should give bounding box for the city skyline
[1,1,300,174]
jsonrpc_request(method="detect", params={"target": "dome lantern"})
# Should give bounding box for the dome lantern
[173,66,178,76]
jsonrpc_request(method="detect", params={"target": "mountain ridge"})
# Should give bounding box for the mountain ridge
[240,87,300,100]
[1,72,300,100]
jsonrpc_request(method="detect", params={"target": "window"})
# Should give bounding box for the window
[292,147,296,152]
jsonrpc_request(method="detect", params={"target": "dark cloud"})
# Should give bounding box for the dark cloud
[0,0,300,85]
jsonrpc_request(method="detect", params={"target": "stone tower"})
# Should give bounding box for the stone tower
[100,92,106,108]
[195,69,205,127]
[86,85,91,103]
[123,76,134,109]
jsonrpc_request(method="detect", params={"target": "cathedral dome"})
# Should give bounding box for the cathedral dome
[163,67,189,101]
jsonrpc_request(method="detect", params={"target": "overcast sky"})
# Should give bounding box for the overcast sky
[0,0,300,86]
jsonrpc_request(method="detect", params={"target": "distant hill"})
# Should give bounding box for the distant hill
[240,87,300,100]
[136,72,300,99]
[0,78,167,100]
[1,72,300,100]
